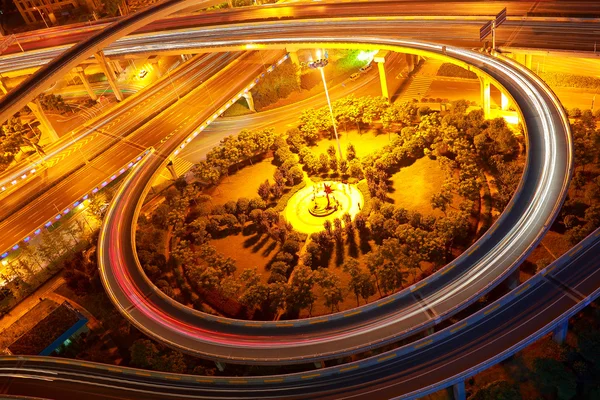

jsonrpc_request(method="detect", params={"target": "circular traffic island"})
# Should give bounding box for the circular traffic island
[285,180,364,234]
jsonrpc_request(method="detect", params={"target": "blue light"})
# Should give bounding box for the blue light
[1,253,7,259]
[83,195,89,200]
[111,175,117,180]
[63,208,70,214]
[12,245,18,250]
[73,201,80,208]
[24,237,30,242]
[45,222,52,227]
[92,188,98,194]
[55,214,61,220]
[34,229,41,235]
[119,168,125,174]
[101,181,108,187]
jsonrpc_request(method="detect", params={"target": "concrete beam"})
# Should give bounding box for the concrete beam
[242,92,256,112]
[0,79,8,95]
[94,50,123,101]
[75,67,98,101]
[501,92,510,110]
[28,99,58,143]
[480,76,491,120]
[552,320,568,344]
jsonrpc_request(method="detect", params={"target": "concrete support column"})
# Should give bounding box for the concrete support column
[313,361,324,368]
[28,99,59,143]
[227,0,232,7]
[552,320,569,344]
[112,60,124,74]
[166,160,178,179]
[524,54,533,70]
[453,380,466,400]
[480,76,491,120]
[75,68,97,101]
[374,50,390,100]
[501,92,510,111]
[243,92,256,112]
[215,361,225,372]
[94,51,123,101]
[405,53,415,73]
[375,61,389,99]
[286,49,300,67]
[0,79,8,95]
[507,268,520,290]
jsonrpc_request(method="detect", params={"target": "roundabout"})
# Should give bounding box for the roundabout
[0,4,580,399]
[285,181,363,234]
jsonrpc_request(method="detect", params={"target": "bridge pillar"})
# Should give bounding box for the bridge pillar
[405,53,415,73]
[479,76,491,120]
[501,92,510,110]
[453,380,466,400]
[243,92,256,112]
[28,99,58,143]
[0,78,8,95]
[314,361,324,368]
[286,49,300,67]
[166,160,178,179]
[227,0,232,7]
[507,268,520,290]
[524,54,533,70]
[215,361,226,372]
[112,60,124,75]
[552,320,569,344]
[75,67,98,101]
[373,50,389,100]
[94,51,123,101]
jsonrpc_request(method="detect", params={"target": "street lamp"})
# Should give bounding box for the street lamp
[307,55,343,159]
[33,7,49,29]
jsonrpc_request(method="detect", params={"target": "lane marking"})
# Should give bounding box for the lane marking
[411,281,427,292]
[450,322,468,333]
[340,365,359,372]
[377,353,397,362]
[414,339,433,349]
[301,374,320,379]
[468,245,480,256]
[344,310,361,317]
[378,298,394,307]
[483,303,501,315]
[309,319,328,324]
[441,264,456,275]
[136,371,151,376]
[568,245,583,257]
[515,283,531,296]
[263,378,284,383]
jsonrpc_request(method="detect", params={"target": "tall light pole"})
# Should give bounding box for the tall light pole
[33,7,49,29]
[308,55,342,160]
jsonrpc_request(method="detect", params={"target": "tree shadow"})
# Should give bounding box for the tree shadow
[243,232,262,249]
[261,240,278,257]
[335,241,345,266]
[252,235,271,253]
[359,231,372,255]
[347,232,359,259]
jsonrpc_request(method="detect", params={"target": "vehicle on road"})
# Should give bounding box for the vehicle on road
[350,72,361,81]
[360,62,373,73]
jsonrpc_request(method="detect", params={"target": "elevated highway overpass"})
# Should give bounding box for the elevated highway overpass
[0,2,593,398]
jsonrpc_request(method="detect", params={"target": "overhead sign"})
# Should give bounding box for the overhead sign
[496,8,507,26]
[480,20,493,41]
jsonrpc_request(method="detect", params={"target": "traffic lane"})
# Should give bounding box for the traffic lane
[0,52,243,250]
[6,0,600,55]
[3,19,600,75]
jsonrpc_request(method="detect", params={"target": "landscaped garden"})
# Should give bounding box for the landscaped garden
[136,94,525,320]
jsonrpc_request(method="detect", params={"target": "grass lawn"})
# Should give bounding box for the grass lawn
[311,129,392,159]
[388,157,463,217]
[210,232,280,283]
[205,158,277,206]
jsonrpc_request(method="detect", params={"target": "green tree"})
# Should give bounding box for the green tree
[130,339,159,369]
[533,358,577,400]
[286,265,316,315]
